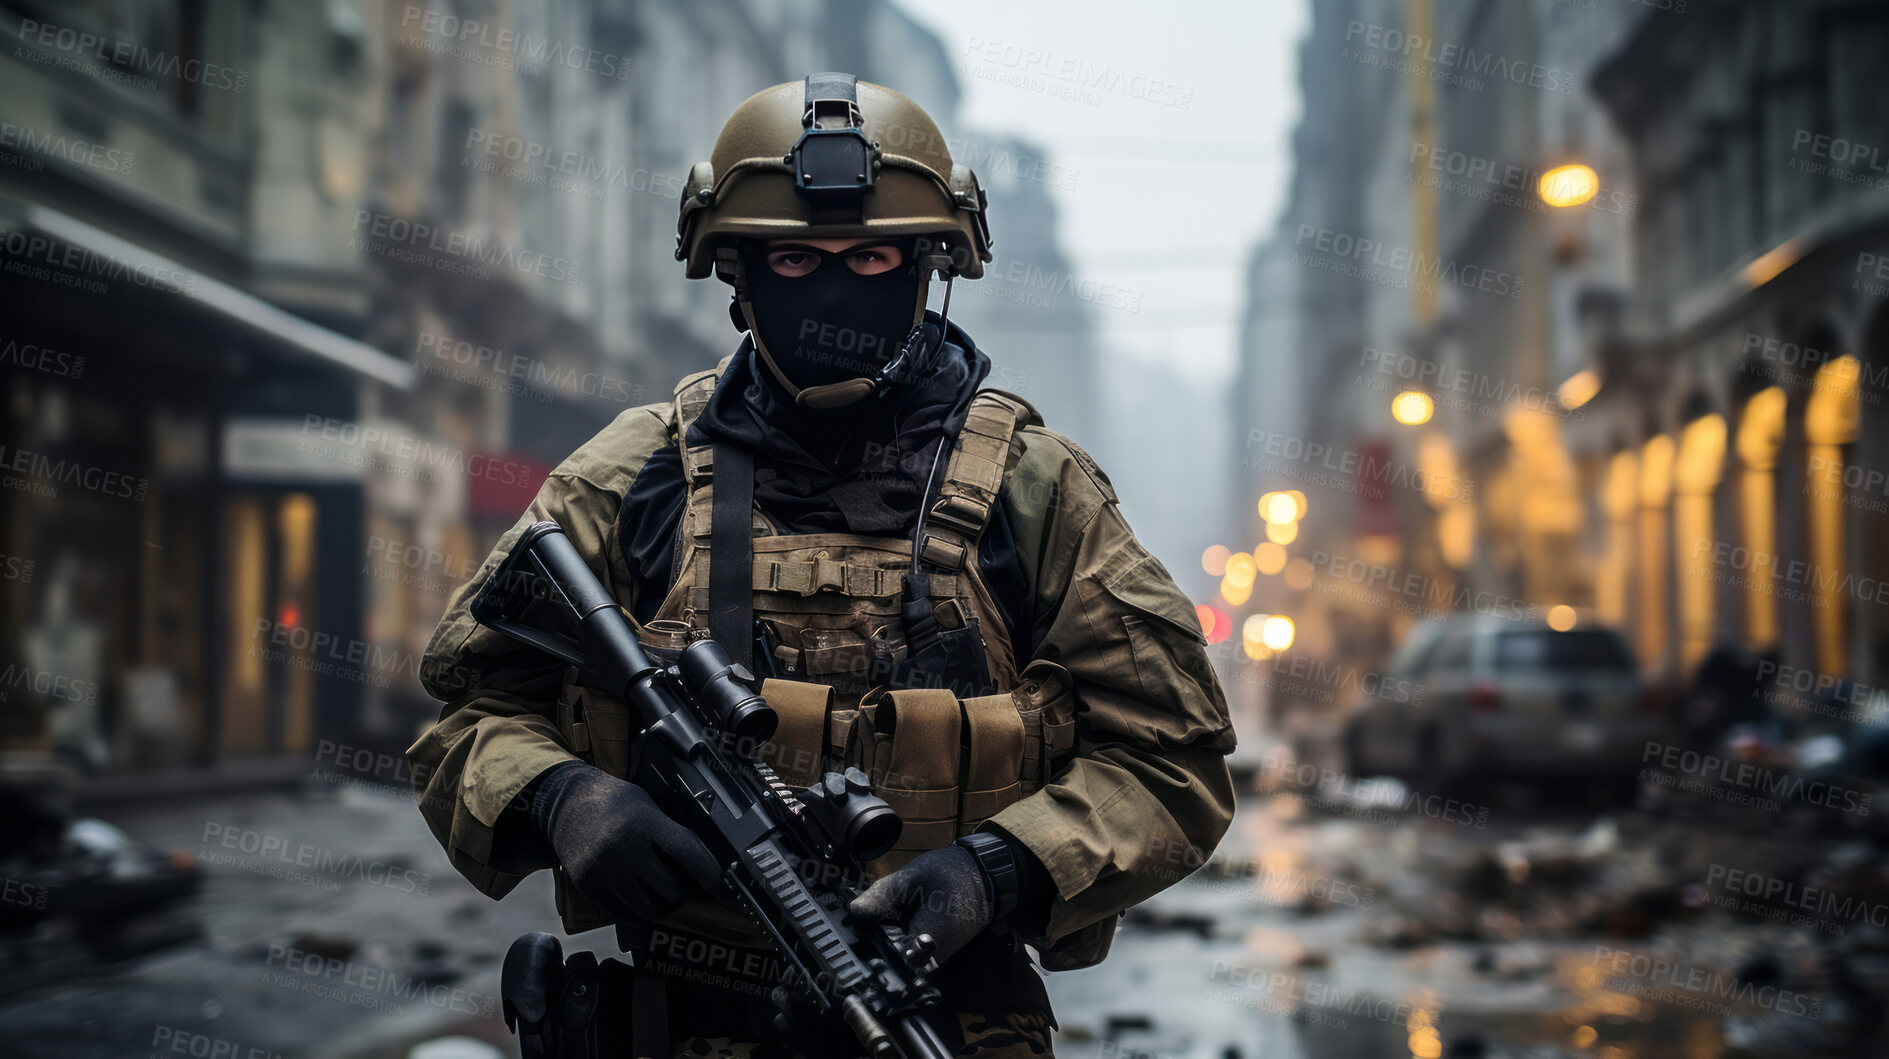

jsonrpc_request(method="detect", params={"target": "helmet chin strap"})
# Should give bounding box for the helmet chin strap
[738,272,954,410]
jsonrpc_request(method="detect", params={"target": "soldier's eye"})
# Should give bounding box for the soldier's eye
[766,251,820,277]
[845,246,904,275]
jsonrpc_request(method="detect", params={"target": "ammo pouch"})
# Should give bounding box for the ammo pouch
[755,659,1079,875]
[550,656,1112,968]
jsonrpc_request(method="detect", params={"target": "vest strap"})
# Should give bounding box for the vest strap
[754,557,904,597]
[917,391,1033,571]
[671,364,723,434]
[661,369,1028,685]
[709,443,755,670]
[682,444,714,485]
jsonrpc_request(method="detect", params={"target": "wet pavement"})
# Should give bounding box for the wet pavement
[0,780,572,1059]
[5,768,1888,1058]
[1050,769,1889,1059]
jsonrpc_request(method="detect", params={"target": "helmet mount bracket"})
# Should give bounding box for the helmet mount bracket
[792,72,878,223]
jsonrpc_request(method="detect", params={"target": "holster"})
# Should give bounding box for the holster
[502,932,657,1059]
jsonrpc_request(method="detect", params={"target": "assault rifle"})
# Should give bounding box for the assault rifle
[472,520,953,1058]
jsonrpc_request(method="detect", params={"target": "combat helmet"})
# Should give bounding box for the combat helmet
[675,73,992,281]
[675,74,992,407]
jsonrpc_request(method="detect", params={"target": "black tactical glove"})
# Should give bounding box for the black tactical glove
[526,760,731,924]
[847,842,995,966]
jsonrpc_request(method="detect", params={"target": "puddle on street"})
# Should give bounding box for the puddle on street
[1053,788,1885,1059]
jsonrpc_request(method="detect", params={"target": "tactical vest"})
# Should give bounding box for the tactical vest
[552,366,1084,955]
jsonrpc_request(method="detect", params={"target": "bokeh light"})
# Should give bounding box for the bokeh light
[1201,543,1230,577]
[1219,577,1252,607]
[1540,163,1600,207]
[1197,604,1230,644]
[1261,492,1297,523]
[1261,615,1295,651]
[1255,541,1288,576]
[1557,369,1600,410]
[1392,390,1434,426]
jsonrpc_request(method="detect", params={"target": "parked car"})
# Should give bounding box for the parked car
[1342,614,1659,795]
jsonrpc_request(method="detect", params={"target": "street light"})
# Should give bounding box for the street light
[1224,551,1257,586]
[1242,614,1275,662]
[1539,163,1599,208]
[1257,493,1287,523]
[1392,390,1434,425]
[1261,615,1295,651]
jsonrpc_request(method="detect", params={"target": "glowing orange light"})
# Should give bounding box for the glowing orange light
[1539,163,1599,207]
[1392,390,1434,426]
[1262,492,1297,523]
[1219,576,1253,607]
[1557,369,1600,410]
[1254,541,1288,576]
[1261,615,1295,651]
[1744,237,1804,288]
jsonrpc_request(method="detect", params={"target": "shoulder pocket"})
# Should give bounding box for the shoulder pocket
[1097,541,1205,645]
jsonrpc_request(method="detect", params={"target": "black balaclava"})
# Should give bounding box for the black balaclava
[738,239,927,408]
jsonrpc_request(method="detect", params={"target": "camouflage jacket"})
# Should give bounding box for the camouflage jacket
[407,377,1236,959]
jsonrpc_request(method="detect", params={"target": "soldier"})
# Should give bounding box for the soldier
[408,74,1235,1058]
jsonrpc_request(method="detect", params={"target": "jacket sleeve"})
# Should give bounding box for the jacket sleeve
[406,466,636,900]
[985,436,1237,945]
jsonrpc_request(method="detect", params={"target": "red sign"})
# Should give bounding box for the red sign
[468,451,552,517]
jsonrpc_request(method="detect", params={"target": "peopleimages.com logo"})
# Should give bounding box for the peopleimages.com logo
[397,6,630,79]
[349,211,583,286]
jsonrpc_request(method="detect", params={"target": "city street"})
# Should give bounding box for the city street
[8,760,1889,1059]
[0,777,566,1059]
[7,1,1889,1056]
[1059,767,1889,1059]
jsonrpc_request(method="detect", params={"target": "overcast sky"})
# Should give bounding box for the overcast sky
[891,0,1310,387]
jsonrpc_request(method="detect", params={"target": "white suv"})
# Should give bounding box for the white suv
[1342,614,1658,793]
